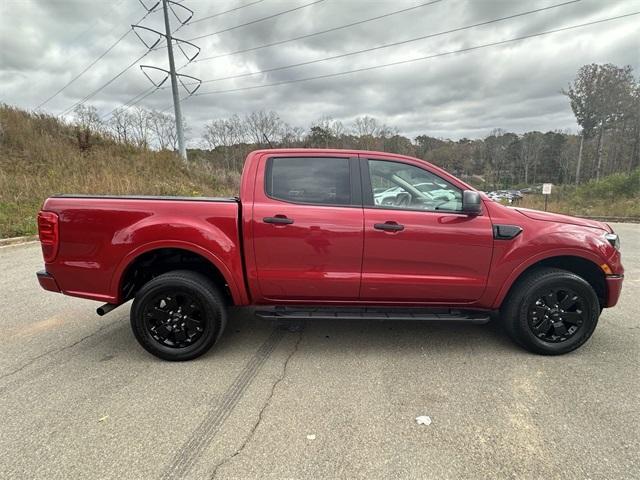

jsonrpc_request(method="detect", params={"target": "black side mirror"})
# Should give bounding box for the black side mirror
[462,190,482,215]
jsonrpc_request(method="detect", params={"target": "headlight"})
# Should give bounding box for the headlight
[604,233,620,250]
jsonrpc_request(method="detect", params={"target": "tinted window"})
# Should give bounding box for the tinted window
[368,160,462,211]
[266,157,351,205]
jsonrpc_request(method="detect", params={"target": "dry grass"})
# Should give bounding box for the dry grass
[0,105,239,237]
[516,195,639,218]
[515,171,640,218]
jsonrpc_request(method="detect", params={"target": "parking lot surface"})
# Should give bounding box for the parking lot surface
[0,223,638,479]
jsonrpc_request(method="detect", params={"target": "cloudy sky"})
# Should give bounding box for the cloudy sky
[1,0,638,144]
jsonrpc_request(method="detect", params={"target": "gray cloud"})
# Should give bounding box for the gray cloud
[1,0,638,144]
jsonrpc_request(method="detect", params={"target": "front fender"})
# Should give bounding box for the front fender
[483,218,618,309]
[490,248,606,309]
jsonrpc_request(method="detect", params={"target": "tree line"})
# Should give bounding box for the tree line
[73,104,183,151]
[74,63,639,189]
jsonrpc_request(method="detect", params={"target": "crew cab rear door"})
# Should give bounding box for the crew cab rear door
[251,154,363,301]
[360,155,493,303]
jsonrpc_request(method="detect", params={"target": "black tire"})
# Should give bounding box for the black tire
[130,270,227,361]
[501,267,600,355]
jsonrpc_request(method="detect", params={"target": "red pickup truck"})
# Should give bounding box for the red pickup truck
[36,149,624,360]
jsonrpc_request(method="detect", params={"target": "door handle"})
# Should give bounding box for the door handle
[374,221,404,232]
[263,215,294,225]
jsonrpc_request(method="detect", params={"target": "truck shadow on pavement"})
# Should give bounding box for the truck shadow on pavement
[97,308,566,364]
[120,310,526,363]
[84,304,629,367]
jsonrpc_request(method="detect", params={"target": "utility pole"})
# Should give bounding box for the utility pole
[132,1,199,158]
[162,0,187,161]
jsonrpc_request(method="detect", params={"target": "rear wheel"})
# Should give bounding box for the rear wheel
[502,267,600,355]
[130,270,227,361]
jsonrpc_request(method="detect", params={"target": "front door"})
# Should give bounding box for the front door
[360,156,493,303]
[252,155,364,301]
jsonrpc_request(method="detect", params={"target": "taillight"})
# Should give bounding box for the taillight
[38,211,59,262]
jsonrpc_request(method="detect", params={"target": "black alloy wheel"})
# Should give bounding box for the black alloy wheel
[527,287,587,343]
[143,291,206,348]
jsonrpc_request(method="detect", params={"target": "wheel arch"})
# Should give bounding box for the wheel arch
[111,241,244,305]
[494,253,607,309]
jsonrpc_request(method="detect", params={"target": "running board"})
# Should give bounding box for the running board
[255,307,491,324]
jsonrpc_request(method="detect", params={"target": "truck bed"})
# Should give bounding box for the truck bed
[40,195,245,304]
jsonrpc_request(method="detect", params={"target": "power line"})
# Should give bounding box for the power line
[188,0,266,25]
[188,0,580,87]
[194,0,445,63]
[154,0,324,50]
[174,0,444,75]
[60,50,152,116]
[183,0,326,43]
[123,86,159,110]
[61,2,199,117]
[192,12,639,98]
[35,8,152,110]
[101,86,158,120]
[107,0,320,116]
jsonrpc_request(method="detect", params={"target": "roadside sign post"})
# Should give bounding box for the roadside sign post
[542,183,552,211]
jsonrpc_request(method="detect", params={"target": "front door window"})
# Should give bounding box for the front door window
[368,159,463,212]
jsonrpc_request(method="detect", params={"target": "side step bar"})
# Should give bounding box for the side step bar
[255,307,491,324]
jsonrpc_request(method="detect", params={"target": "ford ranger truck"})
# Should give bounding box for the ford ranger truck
[36,149,624,361]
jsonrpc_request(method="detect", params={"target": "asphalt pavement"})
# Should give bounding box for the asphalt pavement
[0,223,638,479]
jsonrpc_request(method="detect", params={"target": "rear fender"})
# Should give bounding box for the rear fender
[110,239,247,305]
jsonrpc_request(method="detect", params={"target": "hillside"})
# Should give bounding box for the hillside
[0,106,237,238]
[1,105,638,239]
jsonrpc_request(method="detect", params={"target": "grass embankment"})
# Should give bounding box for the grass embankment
[0,106,238,238]
[516,170,640,219]
[1,105,638,238]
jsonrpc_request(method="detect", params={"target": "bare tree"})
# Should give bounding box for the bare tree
[484,128,510,190]
[352,116,384,150]
[149,110,178,151]
[244,110,283,145]
[108,108,133,145]
[352,115,380,137]
[204,117,238,149]
[520,131,544,184]
[129,107,151,149]
[73,104,102,133]
[308,116,345,148]
[204,115,246,168]
[72,104,102,151]
[280,123,305,147]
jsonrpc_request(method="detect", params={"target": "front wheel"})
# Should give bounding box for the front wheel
[130,270,227,361]
[502,267,600,355]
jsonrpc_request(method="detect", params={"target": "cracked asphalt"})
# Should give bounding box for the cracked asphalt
[0,223,638,480]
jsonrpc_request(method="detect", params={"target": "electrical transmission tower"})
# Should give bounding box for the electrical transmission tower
[133,0,201,161]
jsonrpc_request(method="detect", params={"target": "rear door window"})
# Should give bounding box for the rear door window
[266,157,351,205]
